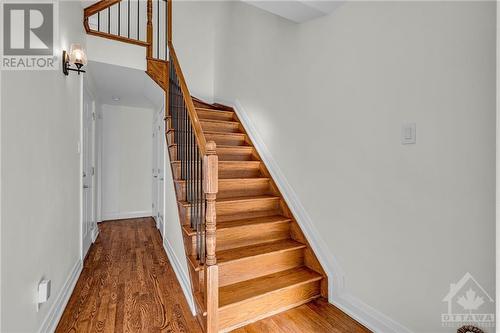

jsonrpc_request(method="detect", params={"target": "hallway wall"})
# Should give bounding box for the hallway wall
[100,105,154,220]
[0,2,86,332]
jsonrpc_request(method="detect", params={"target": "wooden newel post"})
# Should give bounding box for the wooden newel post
[146,0,153,58]
[204,141,218,266]
[204,141,218,332]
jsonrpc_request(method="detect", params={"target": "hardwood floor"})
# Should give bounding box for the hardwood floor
[235,298,371,333]
[57,218,370,333]
[56,218,202,333]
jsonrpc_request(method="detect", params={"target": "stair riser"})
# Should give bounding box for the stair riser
[218,281,320,332]
[218,248,304,287]
[180,198,281,225]
[168,145,177,161]
[184,221,291,254]
[217,150,255,162]
[166,131,175,146]
[219,164,262,179]
[197,110,235,122]
[176,179,270,200]
[216,198,281,222]
[171,162,180,180]
[201,121,241,133]
[205,134,247,146]
[217,222,290,251]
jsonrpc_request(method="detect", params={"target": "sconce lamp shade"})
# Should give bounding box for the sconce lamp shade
[69,44,87,66]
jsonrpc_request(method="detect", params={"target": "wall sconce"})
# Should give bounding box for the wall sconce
[62,44,87,76]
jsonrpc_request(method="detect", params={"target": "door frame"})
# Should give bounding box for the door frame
[81,79,98,260]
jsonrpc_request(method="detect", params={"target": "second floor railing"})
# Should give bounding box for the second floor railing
[84,0,167,61]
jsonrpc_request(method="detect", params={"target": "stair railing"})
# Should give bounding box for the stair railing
[84,0,168,61]
[168,40,219,332]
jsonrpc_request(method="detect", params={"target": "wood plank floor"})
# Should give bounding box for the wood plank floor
[56,218,202,333]
[57,218,371,333]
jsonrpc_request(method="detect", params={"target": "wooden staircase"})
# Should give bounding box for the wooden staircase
[83,1,329,331]
[167,100,328,332]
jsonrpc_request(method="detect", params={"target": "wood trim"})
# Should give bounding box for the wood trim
[168,41,207,155]
[205,265,219,333]
[84,0,121,18]
[86,29,150,47]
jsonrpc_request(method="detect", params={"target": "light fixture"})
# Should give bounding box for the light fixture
[112,96,120,102]
[62,43,87,76]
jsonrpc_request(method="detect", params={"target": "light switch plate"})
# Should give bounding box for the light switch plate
[401,123,416,145]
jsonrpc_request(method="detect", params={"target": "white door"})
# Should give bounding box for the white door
[157,117,165,235]
[152,122,159,228]
[82,88,94,259]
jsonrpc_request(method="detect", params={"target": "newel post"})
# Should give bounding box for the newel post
[146,0,153,58]
[204,141,218,266]
[204,141,218,332]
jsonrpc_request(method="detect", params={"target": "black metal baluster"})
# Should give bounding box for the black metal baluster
[97,12,100,31]
[128,0,130,38]
[168,0,170,59]
[137,0,140,40]
[108,7,110,33]
[157,0,160,58]
[118,2,121,35]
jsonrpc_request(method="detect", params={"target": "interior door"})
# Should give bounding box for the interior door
[157,117,165,236]
[152,122,159,228]
[82,88,93,259]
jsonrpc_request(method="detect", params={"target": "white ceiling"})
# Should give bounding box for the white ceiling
[87,60,164,109]
[242,0,344,23]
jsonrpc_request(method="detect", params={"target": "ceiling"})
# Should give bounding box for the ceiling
[242,1,344,23]
[87,60,164,109]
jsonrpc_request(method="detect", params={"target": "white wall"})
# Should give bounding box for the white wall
[212,1,496,332]
[100,104,154,220]
[172,1,218,103]
[0,2,86,332]
[86,35,147,71]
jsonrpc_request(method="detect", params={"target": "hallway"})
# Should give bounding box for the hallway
[56,218,201,333]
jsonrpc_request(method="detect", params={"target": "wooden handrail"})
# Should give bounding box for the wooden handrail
[84,0,121,18]
[168,41,208,155]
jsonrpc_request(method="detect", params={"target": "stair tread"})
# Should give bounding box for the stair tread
[217,194,280,204]
[196,107,234,114]
[217,239,306,264]
[183,214,290,236]
[218,215,291,229]
[204,131,246,137]
[200,119,240,126]
[219,267,322,308]
[169,143,252,150]
[175,177,269,185]
[179,195,279,207]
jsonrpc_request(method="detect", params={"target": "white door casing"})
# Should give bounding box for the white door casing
[82,87,95,259]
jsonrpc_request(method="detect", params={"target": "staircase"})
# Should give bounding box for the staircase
[169,100,328,332]
[83,1,328,331]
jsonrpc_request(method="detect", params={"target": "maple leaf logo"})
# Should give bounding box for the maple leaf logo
[457,288,484,311]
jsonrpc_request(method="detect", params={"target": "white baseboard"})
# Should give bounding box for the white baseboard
[215,98,413,333]
[101,210,152,221]
[91,226,99,243]
[38,259,83,333]
[162,237,196,315]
